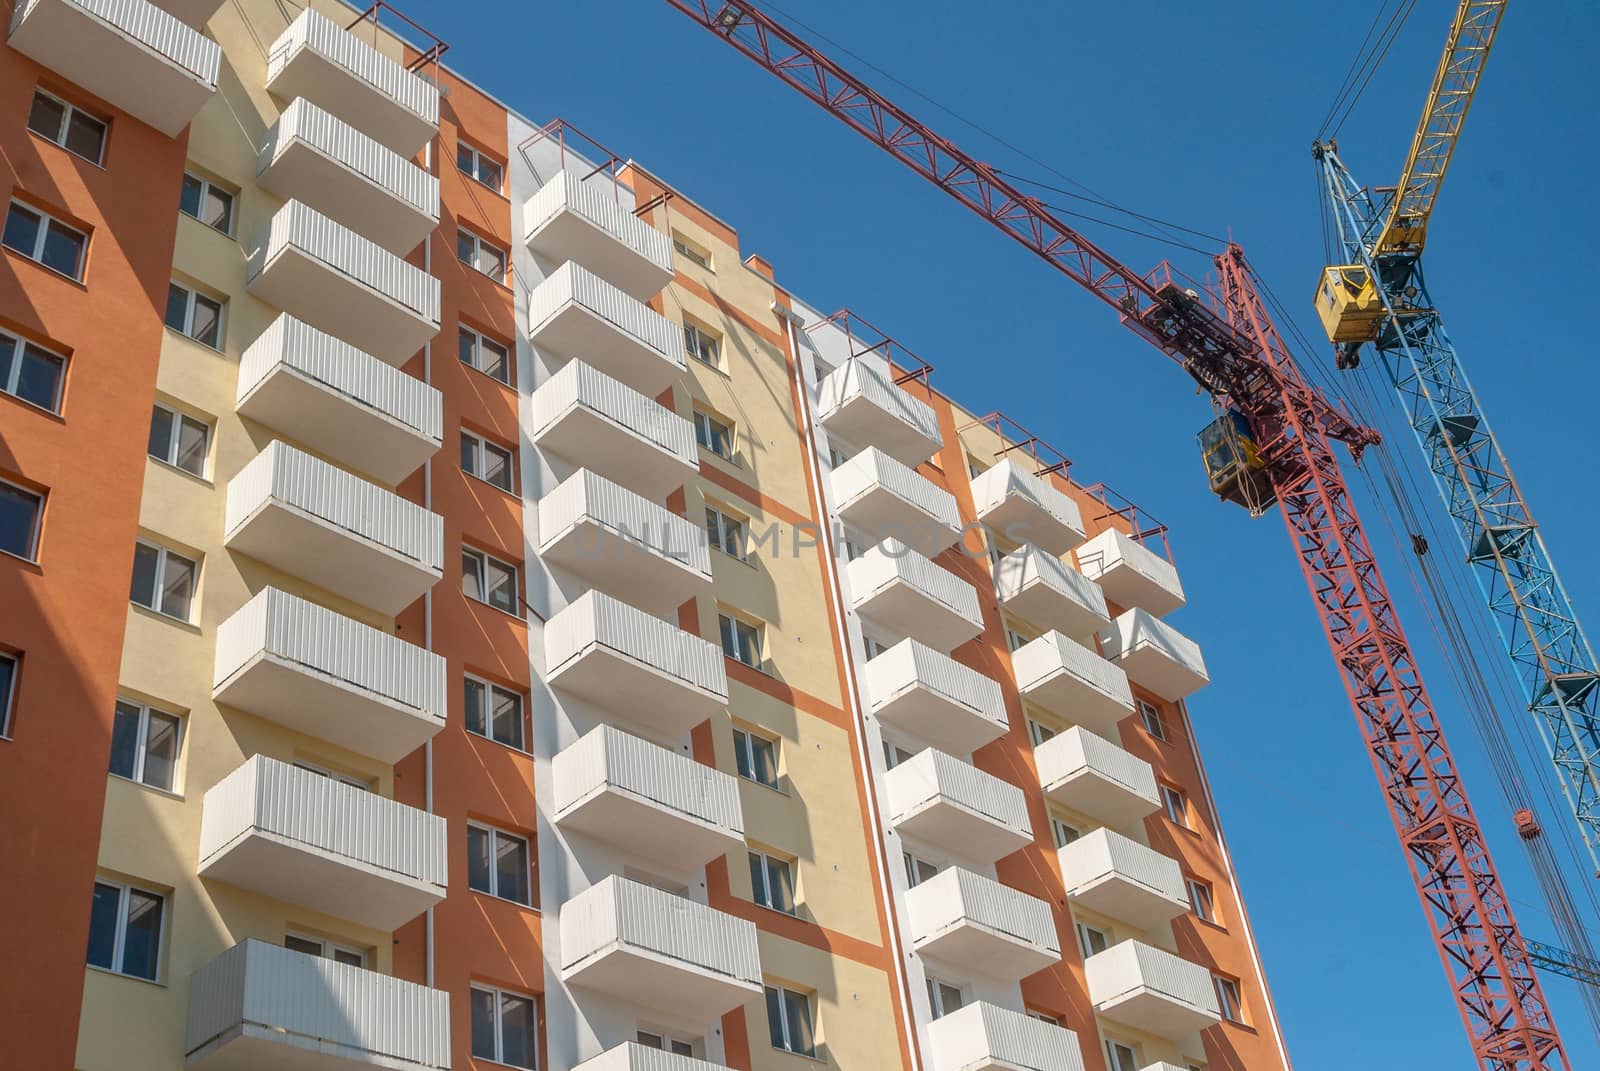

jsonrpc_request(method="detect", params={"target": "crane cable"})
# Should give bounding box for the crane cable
[1317,0,1423,141]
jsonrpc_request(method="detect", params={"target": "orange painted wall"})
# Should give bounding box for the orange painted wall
[0,52,187,1070]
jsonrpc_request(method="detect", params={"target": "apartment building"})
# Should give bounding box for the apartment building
[0,2,1289,1071]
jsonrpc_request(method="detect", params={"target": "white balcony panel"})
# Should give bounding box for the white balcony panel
[225,441,443,615]
[185,940,448,1071]
[247,200,440,363]
[1035,727,1159,829]
[553,725,744,870]
[213,588,446,764]
[574,1044,732,1071]
[928,1002,1086,1071]
[830,447,961,554]
[995,547,1110,642]
[1098,609,1209,702]
[198,756,445,931]
[848,541,983,653]
[1059,828,1188,931]
[546,591,728,740]
[265,8,439,157]
[970,459,1087,556]
[907,867,1059,981]
[258,97,439,254]
[529,262,687,398]
[8,0,219,136]
[237,315,441,485]
[885,748,1031,865]
[539,469,711,615]
[561,876,761,1027]
[525,170,674,300]
[1085,940,1221,1039]
[815,360,942,467]
[1075,528,1186,616]
[865,639,1008,756]
[1011,632,1134,737]
[531,360,697,500]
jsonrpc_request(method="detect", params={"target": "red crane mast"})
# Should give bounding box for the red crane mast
[659,3,1567,1067]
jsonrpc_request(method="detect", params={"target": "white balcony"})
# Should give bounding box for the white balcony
[531,360,697,500]
[995,546,1109,642]
[970,459,1086,556]
[237,315,441,486]
[864,639,1009,756]
[266,8,439,157]
[1059,828,1188,931]
[561,876,761,1027]
[213,588,446,764]
[185,940,449,1071]
[815,359,942,467]
[198,756,445,931]
[529,262,687,398]
[553,725,743,870]
[830,447,961,554]
[225,441,443,615]
[546,591,728,740]
[574,1045,731,1071]
[1011,632,1134,737]
[1075,528,1186,616]
[885,748,1031,865]
[1035,726,1158,829]
[907,867,1059,981]
[248,200,440,363]
[258,97,439,254]
[1085,940,1221,1039]
[1097,609,1209,703]
[525,170,675,300]
[927,1002,1086,1071]
[848,541,983,653]
[539,469,711,615]
[8,0,219,137]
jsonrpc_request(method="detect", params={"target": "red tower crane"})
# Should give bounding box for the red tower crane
[658,3,1568,1068]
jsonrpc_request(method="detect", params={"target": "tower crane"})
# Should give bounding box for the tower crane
[659,2,1568,1067]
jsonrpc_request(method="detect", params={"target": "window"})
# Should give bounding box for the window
[673,237,711,269]
[130,541,196,622]
[1161,784,1191,829]
[903,852,938,887]
[926,976,964,1019]
[1076,922,1109,958]
[471,985,536,1069]
[1005,627,1032,653]
[719,612,760,667]
[4,201,86,280]
[465,675,524,751]
[457,228,507,281]
[293,760,369,791]
[732,726,779,788]
[862,633,890,659]
[0,331,65,412]
[86,879,163,980]
[1138,699,1168,741]
[164,282,224,349]
[456,143,503,193]
[883,741,916,769]
[1214,975,1244,1023]
[705,505,745,559]
[285,933,365,967]
[1051,818,1081,849]
[1187,876,1217,924]
[461,431,514,492]
[147,404,209,477]
[0,480,43,562]
[1105,1041,1139,1071]
[463,547,518,615]
[109,700,181,792]
[179,172,234,235]
[637,1031,694,1056]
[459,326,511,385]
[683,321,720,366]
[1026,1010,1061,1026]
[1027,719,1057,747]
[28,89,107,163]
[748,851,796,915]
[0,652,16,737]
[694,409,733,459]
[467,823,531,905]
[765,985,816,1058]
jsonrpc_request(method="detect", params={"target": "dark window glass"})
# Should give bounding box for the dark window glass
[142,712,179,791]
[3,204,42,258]
[164,284,189,332]
[26,92,65,141]
[467,825,492,894]
[86,882,120,970]
[463,677,486,737]
[130,542,159,606]
[494,830,529,905]
[147,407,174,461]
[2,337,66,411]
[491,687,522,749]
[40,218,84,278]
[470,987,497,1060]
[65,110,106,162]
[121,888,162,979]
[498,992,534,1068]
[0,482,41,559]
[109,701,142,780]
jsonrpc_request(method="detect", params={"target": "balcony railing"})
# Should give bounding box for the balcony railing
[1085,940,1221,1039]
[907,867,1060,981]
[885,748,1031,865]
[1058,828,1188,931]
[225,441,443,615]
[994,546,1110,642]
[213,587,447,764]
[864,639,1008,757]
[815,359,942,467]
[927,1002,1087,1071]
[830,447,961,554]
[553,724,744,870]
[1034,726,1159,829]
[573,1044,733,1071]
[848,541,983,653]
[525,170,675,300]
[198,755,445,931]
[528,262,687,399]
[969,459,1086,556]
[1097,608,1209,702]
[1074,528,1185,616]
[530,360,698,500]
[1010,632,1134,738]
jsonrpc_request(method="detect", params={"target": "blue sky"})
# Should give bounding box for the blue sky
[409,1,1600,1065]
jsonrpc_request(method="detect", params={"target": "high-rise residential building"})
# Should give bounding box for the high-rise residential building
[0,3,1291,1071]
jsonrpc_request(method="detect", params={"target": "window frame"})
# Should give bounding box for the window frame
[285,931,366,968]
[1105,1039,1140,1071]
[179,171,235,236]
[3,199,88,281]
[1213,974,1244,1024]
[747,849,797,916]
[1160,783,1192,830]
[693,408,734,459]
[1186,875,1218,925]
[1026,1010,1062,1027]
[457,226,508,282]
[765,984,816,1058]
[129,539,198,623]
[456,142,505,194]
[87,878,165,981]
[1027,718,1058,747]
[147,402,211,478]
[1075,921,1110,959]
[683,321,721,367]
[27,87,107,165]
[0,651,17,738]
[292,759,370,792]
[462,545,519,617]
[731,725,780,789]
[466,821,532,906]
[1051,817,1081,849]
[464,673,526,752]
[165,280,225,350]
[718,611,761,668]
[0,478,44,563]
[635,1029,696,1057]
[109,698,183,793]
[925,975,965,1019]
[461,430,515,493]
[902,851,938,887]
[470,983,538,1069]
[1138,698,1169,742]
[459,324,512,386]
[704,504,746,560]
[0,330,67,413]
[672,235,712,270]
[882,739,916,769]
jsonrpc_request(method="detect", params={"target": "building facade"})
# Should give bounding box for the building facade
[0,2,1290,1071]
